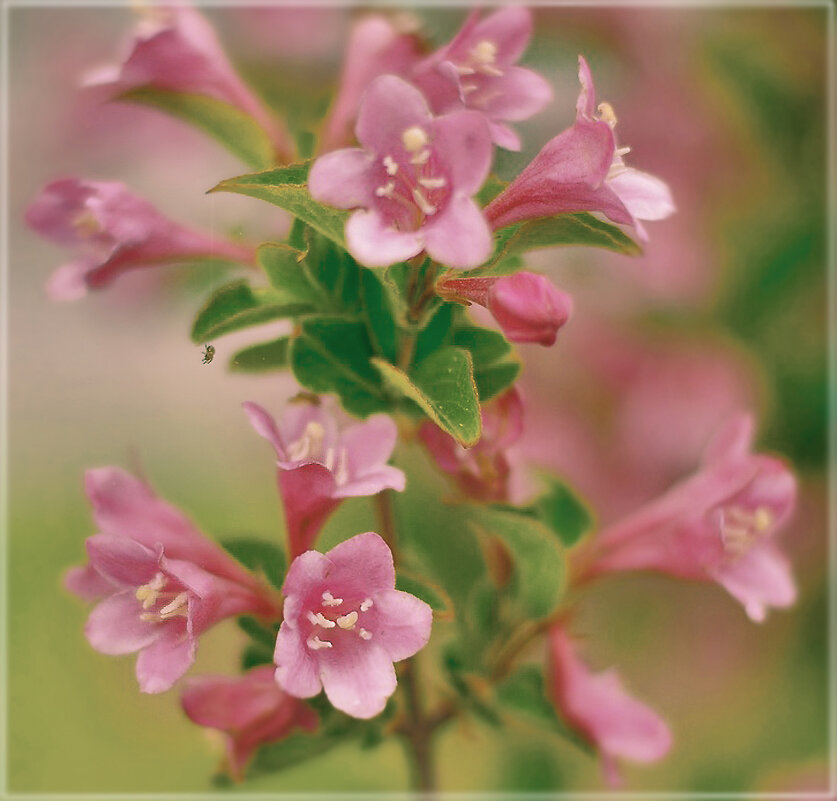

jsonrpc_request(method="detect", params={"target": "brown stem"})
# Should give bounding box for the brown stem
[399,657,437,794]
[374,490,399,565]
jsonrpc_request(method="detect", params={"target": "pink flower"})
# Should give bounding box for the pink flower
[585,414,797,622]
[420,388,524,502]
[485,56,674,240]
[181,666,318,780]
[85,4,293,162]
[549,625,672,786]
[26,179,254,300]
[411,7,553,151]
[243,401,406,560]
[274,532,432,719]
[320,14,422,152]
[309,75,493,269]
[65,468,279,693]
[438,272,573,346]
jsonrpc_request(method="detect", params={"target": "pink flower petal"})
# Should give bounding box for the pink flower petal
[355,75,432,155]
[576,55,598,120]
[608,168,676,222]
[368,589,432,662]
[242,400,287,459]
[701,413,755,466]
[85,534,159,588]
[482,66,553,123]
[282,549,332,599]
[45,261,92,301]
[308,148,376,209]
[135,627,196,693]
[274,620,323,698]
[465,6,534,65]
[279,464,340,558]
[327,532,396,594]
[333,465,406,499]
[423,195,492,269]
[345,209,424,267]
[488,121,522,151]
[432,110,493,195]
[85,591,160,655]
[337,414,399,478]
[318,641,397,719]
[64,563,113,601]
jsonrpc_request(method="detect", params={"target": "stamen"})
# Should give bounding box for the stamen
[307,611,336,628]
[358,628,372,640]
[412,188,437,216]
[72,209,102,238]
[359,598,374,612]
[754,507,773,531]
[135,572,166,609]
[333,449,350,487]
[597,102,618,127]
[336,611,358,630]
[460,83,479,95]
[286,420,326,461]
[419,177,447,189]
[306,636,333,650]
[472,40,498,64]
[158,592,189,619]
[322,591,343,607]
[616,146,632,157]
[382,155,399,176]
[402,126,429,153]
[376,181,396,198]
[410,149,431,166]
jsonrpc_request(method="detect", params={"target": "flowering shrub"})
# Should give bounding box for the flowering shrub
[27,4,807,792]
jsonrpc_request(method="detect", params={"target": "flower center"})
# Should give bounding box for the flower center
[304,590,374,650]
[457,39,503,78]
[718,504,774,557]
[135,572,190,622]
[72,209,102,239]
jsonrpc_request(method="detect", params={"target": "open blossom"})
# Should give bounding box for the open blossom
[182,667,318,780]
[243,401,406,560]
[320,14,422,152]
[485,56,674,240]
[411,6,552,151]
[549,625,672,786]
[66,468,277,693]
[85,4,293,162]
[438,272,573,346]
[309,75,493,269]
[26,179,254,300]
[583,414,797,622]
[274,532,432,719]
[420,387,524,503]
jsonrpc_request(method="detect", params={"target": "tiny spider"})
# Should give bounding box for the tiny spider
[201,344,215,364]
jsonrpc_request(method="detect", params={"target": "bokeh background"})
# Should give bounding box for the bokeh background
[6,3,831,795]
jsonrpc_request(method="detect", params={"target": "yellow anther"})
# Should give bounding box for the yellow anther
[72,210,102,239]
[158,592,189,619]
[402,126,429,153]
[322,591,343,607]
[473,40,498,64]
[360,598,374,612]
[754,507,773,532]
[287,420,326,461]
[597,102,618,127]
[336,611,358,630]
[307,611,336,628]
[135,572,166,609]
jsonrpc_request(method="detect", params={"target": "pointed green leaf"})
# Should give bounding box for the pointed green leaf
[119,87,276,170]
[361,269,398,362]
[412,302,455,364]
[220,537,286,589]
[257,243,325,303]
[372,346,481,446]
[533,477,594,548]
[452,326,521,401]
[211,161,349,247]
[230,336,291,373]
[395,569,454,619]
[191,280,316,342]
[236,616,277,649]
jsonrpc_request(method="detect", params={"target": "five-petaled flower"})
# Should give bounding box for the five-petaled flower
[581,413,797,622]
[66,468,278,693]
[411,6,553,151]
[274,532,433,719]
[26,178,254,300]
[181,666,318,780]
[243,400,406,560]
[309,74,494,269]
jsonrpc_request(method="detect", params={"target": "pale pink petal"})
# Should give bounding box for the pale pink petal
[242,401,286,459]
[488,272,574,346]
[318,641,397,719]
[337,414,399,478]
[279,464,340,558]
[482,66,553,122]
[432,110,493,195]
[355,75,432,155]
[282,549,331,599]
[135,628,196,693]
[466,6,533,65]
[46,261,92,301]
[576,55,597,119]
[64,563,113,601]
[608,168,675,222]
[333,465,406,499]
[85,591,160,655]
[423,195,492,269]
[368,589,432,662]
[274,621,322,698]
[701,413,755,466]
[181,667,280,731]
[488,121,522,151]
[85,534,159,588]
[327,532,395,594]
[345,208,424,267]
[308,148,376,209]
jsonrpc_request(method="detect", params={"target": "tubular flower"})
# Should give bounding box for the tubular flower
[549,625,672,786]
[26,179,254,300]
[274,532,432,719]
[485,56,674,240]
[243,401,406,560]
[585,414,797,622]
[438,271,573,346]
[309,75,493,269]
[411,6,553,151]
[181,667,318,780]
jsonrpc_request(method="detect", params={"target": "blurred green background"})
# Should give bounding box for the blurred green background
[6,4,830,795]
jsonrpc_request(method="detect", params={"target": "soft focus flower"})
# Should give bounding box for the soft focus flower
[243,401,406,560]
[309,75,493,269]
[584,414,797,622]
[181,666,318,780]
[438,271,573,346]
[485,56,674,240]
[274,532,432,719]
[411,7,552,151]
[320,14,423,152]
[85,4,293,162]
[26,179,254,300]
[549,625,672,786]
[420,387,524,502]
[66,468,277,693]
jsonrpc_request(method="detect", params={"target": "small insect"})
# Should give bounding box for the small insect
[201,344,216,364]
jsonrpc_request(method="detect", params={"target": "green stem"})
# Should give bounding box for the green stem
[373,490,399,565]
[399,657,437,794]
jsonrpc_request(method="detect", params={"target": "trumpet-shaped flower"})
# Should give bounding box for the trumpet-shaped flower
[309,75,493,269]
[586,414,797,622]
[26,179,254,300]
[411,6,552,151]
[549,626,672,786]
[181,667,318,780]
[65,468,277,693]
[85,4,293,162]
[243,401,406,559]
[485,56,673,240]
[274,532,432,719]
[438,271,573,346]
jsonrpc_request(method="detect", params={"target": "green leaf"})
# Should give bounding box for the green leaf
[452,326,521,401]
[191,280,315,342]
[236,615,277,649]
[257,243,325,304]
[241,642,274,671]
[361,268,398,362]
[211,162,349,247]
[476,174,507,207]
[472,361,521,401]
[471,508,565,620]
[533,477,593,548]
[230,336,291,372]
[119,87,275,170]
[291,316,386,417]
[412,302,455,364]
[396,569,454,619]
[221,537,286,589]
[372,346,481,447]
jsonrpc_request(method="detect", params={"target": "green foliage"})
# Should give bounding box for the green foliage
[211,162,349,247]
[361,269,399,363]
[451,326,521,401]
[221,537,286,589]
[257,243,327,304]
[395,569,453,619]
[230,336,291,372]
[531,477,594,548]
[118,87,277,170]
[236,615,277,649]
